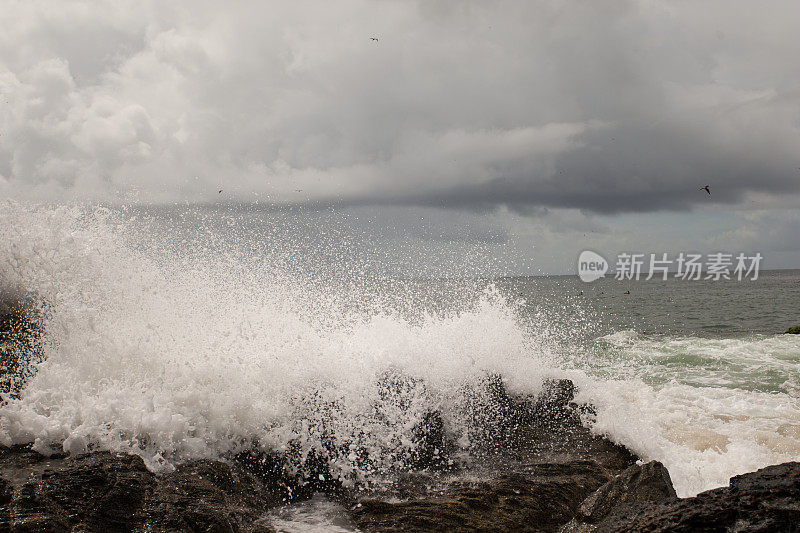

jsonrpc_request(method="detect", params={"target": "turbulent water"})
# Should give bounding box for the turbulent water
[1,201,798,502]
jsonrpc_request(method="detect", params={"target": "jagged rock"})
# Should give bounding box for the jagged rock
[410,410,448,469]
[462,373,519,449]
[527,378,585,429]
[594,462,800,532]
[13,375,799,532]
[461,375,584,451]
[373,370,453,470]
[350,378,640,532]
[143,460,279,532]
[352,461,612,533]
[577,460,677,523]
[0,446,280,532]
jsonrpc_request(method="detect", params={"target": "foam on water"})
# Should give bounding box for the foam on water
[576,331,800,497]
[597,330,800,393]
[266,493,359,532]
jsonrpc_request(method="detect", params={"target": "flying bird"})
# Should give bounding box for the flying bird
[370,37,378,42]
[700,185,711,195]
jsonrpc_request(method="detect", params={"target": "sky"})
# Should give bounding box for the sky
[1,0,799,274]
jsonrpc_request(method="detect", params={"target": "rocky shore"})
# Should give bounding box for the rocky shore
[1,308,799,531]
[0,377,797,531]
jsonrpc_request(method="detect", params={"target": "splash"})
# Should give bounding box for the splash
[0,201,552,484]
[2,201,798,497]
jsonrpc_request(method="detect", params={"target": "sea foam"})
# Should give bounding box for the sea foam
[577,331,800,497]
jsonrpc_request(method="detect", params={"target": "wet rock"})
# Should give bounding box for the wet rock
[523,378,590,431]
[534,379,576,414]
[0,371,797,532]
[577,460,677,523]
[460,375,586,452]
[350,378,641,532]
[784,326,800,334]
[594,461,800,532]
[143,460,280,532]
[233,444,341,502]
[461,373,519,449]
[0,445,280,532]
[410,410,449,469]
[352,461,612,533]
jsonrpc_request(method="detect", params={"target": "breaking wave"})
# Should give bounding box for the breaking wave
[1,201,798,498]
[0,201,553,486]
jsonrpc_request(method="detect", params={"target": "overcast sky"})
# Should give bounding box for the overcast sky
[1,0,799,274]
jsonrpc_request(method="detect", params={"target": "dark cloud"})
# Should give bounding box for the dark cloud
[1,0,799,216]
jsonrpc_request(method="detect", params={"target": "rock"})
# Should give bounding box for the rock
[461,373,519,449]
[536,379,577,413]
[350,378,641,532]
[352,461,613,533]
[784,326,800,334]
[461,375,587,451]
[234,443,341,502]
[594,462,800,532]
[0,363,642,532]
[0,367,798,532]
[410,410,449,469]
[143,460,280,532]
[577,460,676,523]
[526,378,588,429]
[0,445,281,532]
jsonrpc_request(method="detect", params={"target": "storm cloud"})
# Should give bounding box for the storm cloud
[1,0,799,215]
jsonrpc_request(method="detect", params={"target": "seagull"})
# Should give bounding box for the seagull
[370,37,379,42]
[700,185,711,195]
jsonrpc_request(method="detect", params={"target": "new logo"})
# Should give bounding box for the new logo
[578,250,608,282]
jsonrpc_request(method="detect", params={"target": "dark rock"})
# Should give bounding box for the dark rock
[0,445,281,532]
[784,326,800,334]
[459,375,586,452]
[374,370,455,471]
[376,369,426,412]
[461,373,519,449]
[233,443,341,502]
[0,372,797,532]
[142,460,280,532]
[352,461,612,533]
[577,460,677,523]
[594,462,800,532]
[410,410,449,469]
[350,378,641,532]
[527,379,584,429]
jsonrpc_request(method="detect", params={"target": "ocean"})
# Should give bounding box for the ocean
[1,201,798,512]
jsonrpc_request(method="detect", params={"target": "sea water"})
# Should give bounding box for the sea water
[0,201,798,505]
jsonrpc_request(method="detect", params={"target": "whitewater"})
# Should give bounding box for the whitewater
[1,201,798,498]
